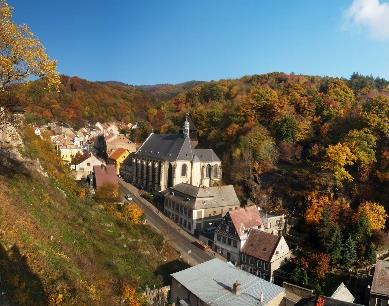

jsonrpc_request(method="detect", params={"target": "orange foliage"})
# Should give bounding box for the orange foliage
[121,284,141,306]
[124,202,144,224]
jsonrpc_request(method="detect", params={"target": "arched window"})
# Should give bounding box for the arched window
[206,164,212,178]
[181,164,187,177]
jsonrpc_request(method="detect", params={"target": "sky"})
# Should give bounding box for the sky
[8,0,389,85]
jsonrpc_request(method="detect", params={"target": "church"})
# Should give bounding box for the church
[122,116,222,193]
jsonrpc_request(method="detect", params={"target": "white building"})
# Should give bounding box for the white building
[163,183,240,235]
[71,153,105,180]
[124,117,222,192]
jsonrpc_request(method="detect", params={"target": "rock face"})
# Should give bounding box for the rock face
[0,107,25,164]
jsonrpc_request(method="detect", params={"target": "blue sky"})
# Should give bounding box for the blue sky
[8,0,389,84]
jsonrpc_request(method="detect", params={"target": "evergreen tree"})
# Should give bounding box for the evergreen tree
[366,243,377,264]
[343,235,357,270]
[318,209,343,264]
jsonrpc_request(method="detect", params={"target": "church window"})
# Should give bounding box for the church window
[181,164,187,177]
[206,164,212,178]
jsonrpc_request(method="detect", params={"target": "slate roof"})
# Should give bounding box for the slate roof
[193,149,221,162]
[136,133,193,161]
[241,230,281,262]
[165,183,240,210]
[229,206,262,237]
[93,164,118,188]
[109,148,128,161]
[171,258,285,306]
[371,260,389,296]
[330,283,355,303]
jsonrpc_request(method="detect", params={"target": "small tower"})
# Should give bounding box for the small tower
[183,113,190,138]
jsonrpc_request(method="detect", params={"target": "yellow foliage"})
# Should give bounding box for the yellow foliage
[121,284,141,306]
[0,0,60,90]
[322,143,356,182]
[124,202,144,224]
[355,201,387,231]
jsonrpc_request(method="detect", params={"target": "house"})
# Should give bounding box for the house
[106,134,138,154]
[259,210,286,236]
[214,205,262,264]
[58,146,84,163]
[163,183,240,235]
[93,164,118,190]
[108,148,130,174]
[71,153,105,180]
[239,230,290,282]
[369,260,389,306]
[331,283,355,304]
[125,116,222,192]
[170,258,285,306]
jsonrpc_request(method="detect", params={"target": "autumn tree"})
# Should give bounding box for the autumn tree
[355,201,388,231]
[123,202,144,224]
[322,143,356,182]
[362,96,389,134]
[0,0,59,91]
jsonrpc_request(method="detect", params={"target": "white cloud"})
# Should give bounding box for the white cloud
[345,0,389,40]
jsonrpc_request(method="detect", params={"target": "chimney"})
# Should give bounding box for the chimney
[232,281,241,295]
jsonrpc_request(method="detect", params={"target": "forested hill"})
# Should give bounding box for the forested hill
[11,72,389,209]
[10,76,202,128]
[145,72,389,215]
[11,76,153,128]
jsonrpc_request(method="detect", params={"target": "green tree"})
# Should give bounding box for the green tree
[362,96,389,134]
[342,235,357,270]
[366,242,377,264]
[273,115,299,142]
[344,128,377,166]
[318,209,343,264]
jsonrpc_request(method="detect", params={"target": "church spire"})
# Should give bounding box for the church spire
[183,113,190,138]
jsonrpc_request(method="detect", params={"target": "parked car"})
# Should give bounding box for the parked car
[125,194,133,201]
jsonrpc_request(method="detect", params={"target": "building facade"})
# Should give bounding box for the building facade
[239,230,290,282]
[163,183,240,235]
[71,153,105,180]
[122,117,222,193]
[213,206,262,264]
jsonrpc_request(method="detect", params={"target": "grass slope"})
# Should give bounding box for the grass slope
[0,127,183,305]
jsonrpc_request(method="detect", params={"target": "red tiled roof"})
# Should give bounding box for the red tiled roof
[229,206,262,237]
[241,229,281,262]
[109,148,128,161]
[93,164,118,188]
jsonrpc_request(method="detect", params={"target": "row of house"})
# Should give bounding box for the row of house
[119,116,291,283]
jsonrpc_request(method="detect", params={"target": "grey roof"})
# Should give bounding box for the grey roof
[136,133,193,161]
[371,260,389,296]
[194,149,221,162]
[171,258,284,306]
[331,283,355,303]
[165,183,240,210]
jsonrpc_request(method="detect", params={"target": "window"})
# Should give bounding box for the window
[213,210,216,215]
[228,238,231,245]
[206,164,212,178]
[232,240,237,248]
[181,164,187,177]
[87,162,90,166]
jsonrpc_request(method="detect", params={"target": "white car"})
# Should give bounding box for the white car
[125,194,133,201]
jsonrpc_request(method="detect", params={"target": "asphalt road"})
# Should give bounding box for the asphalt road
[119,179,217,266]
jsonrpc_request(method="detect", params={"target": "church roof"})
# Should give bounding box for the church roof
[164,183,240,210]
[136,133,193,161]
[194,149,221,162]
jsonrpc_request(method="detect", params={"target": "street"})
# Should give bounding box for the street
[119,179,219,266]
